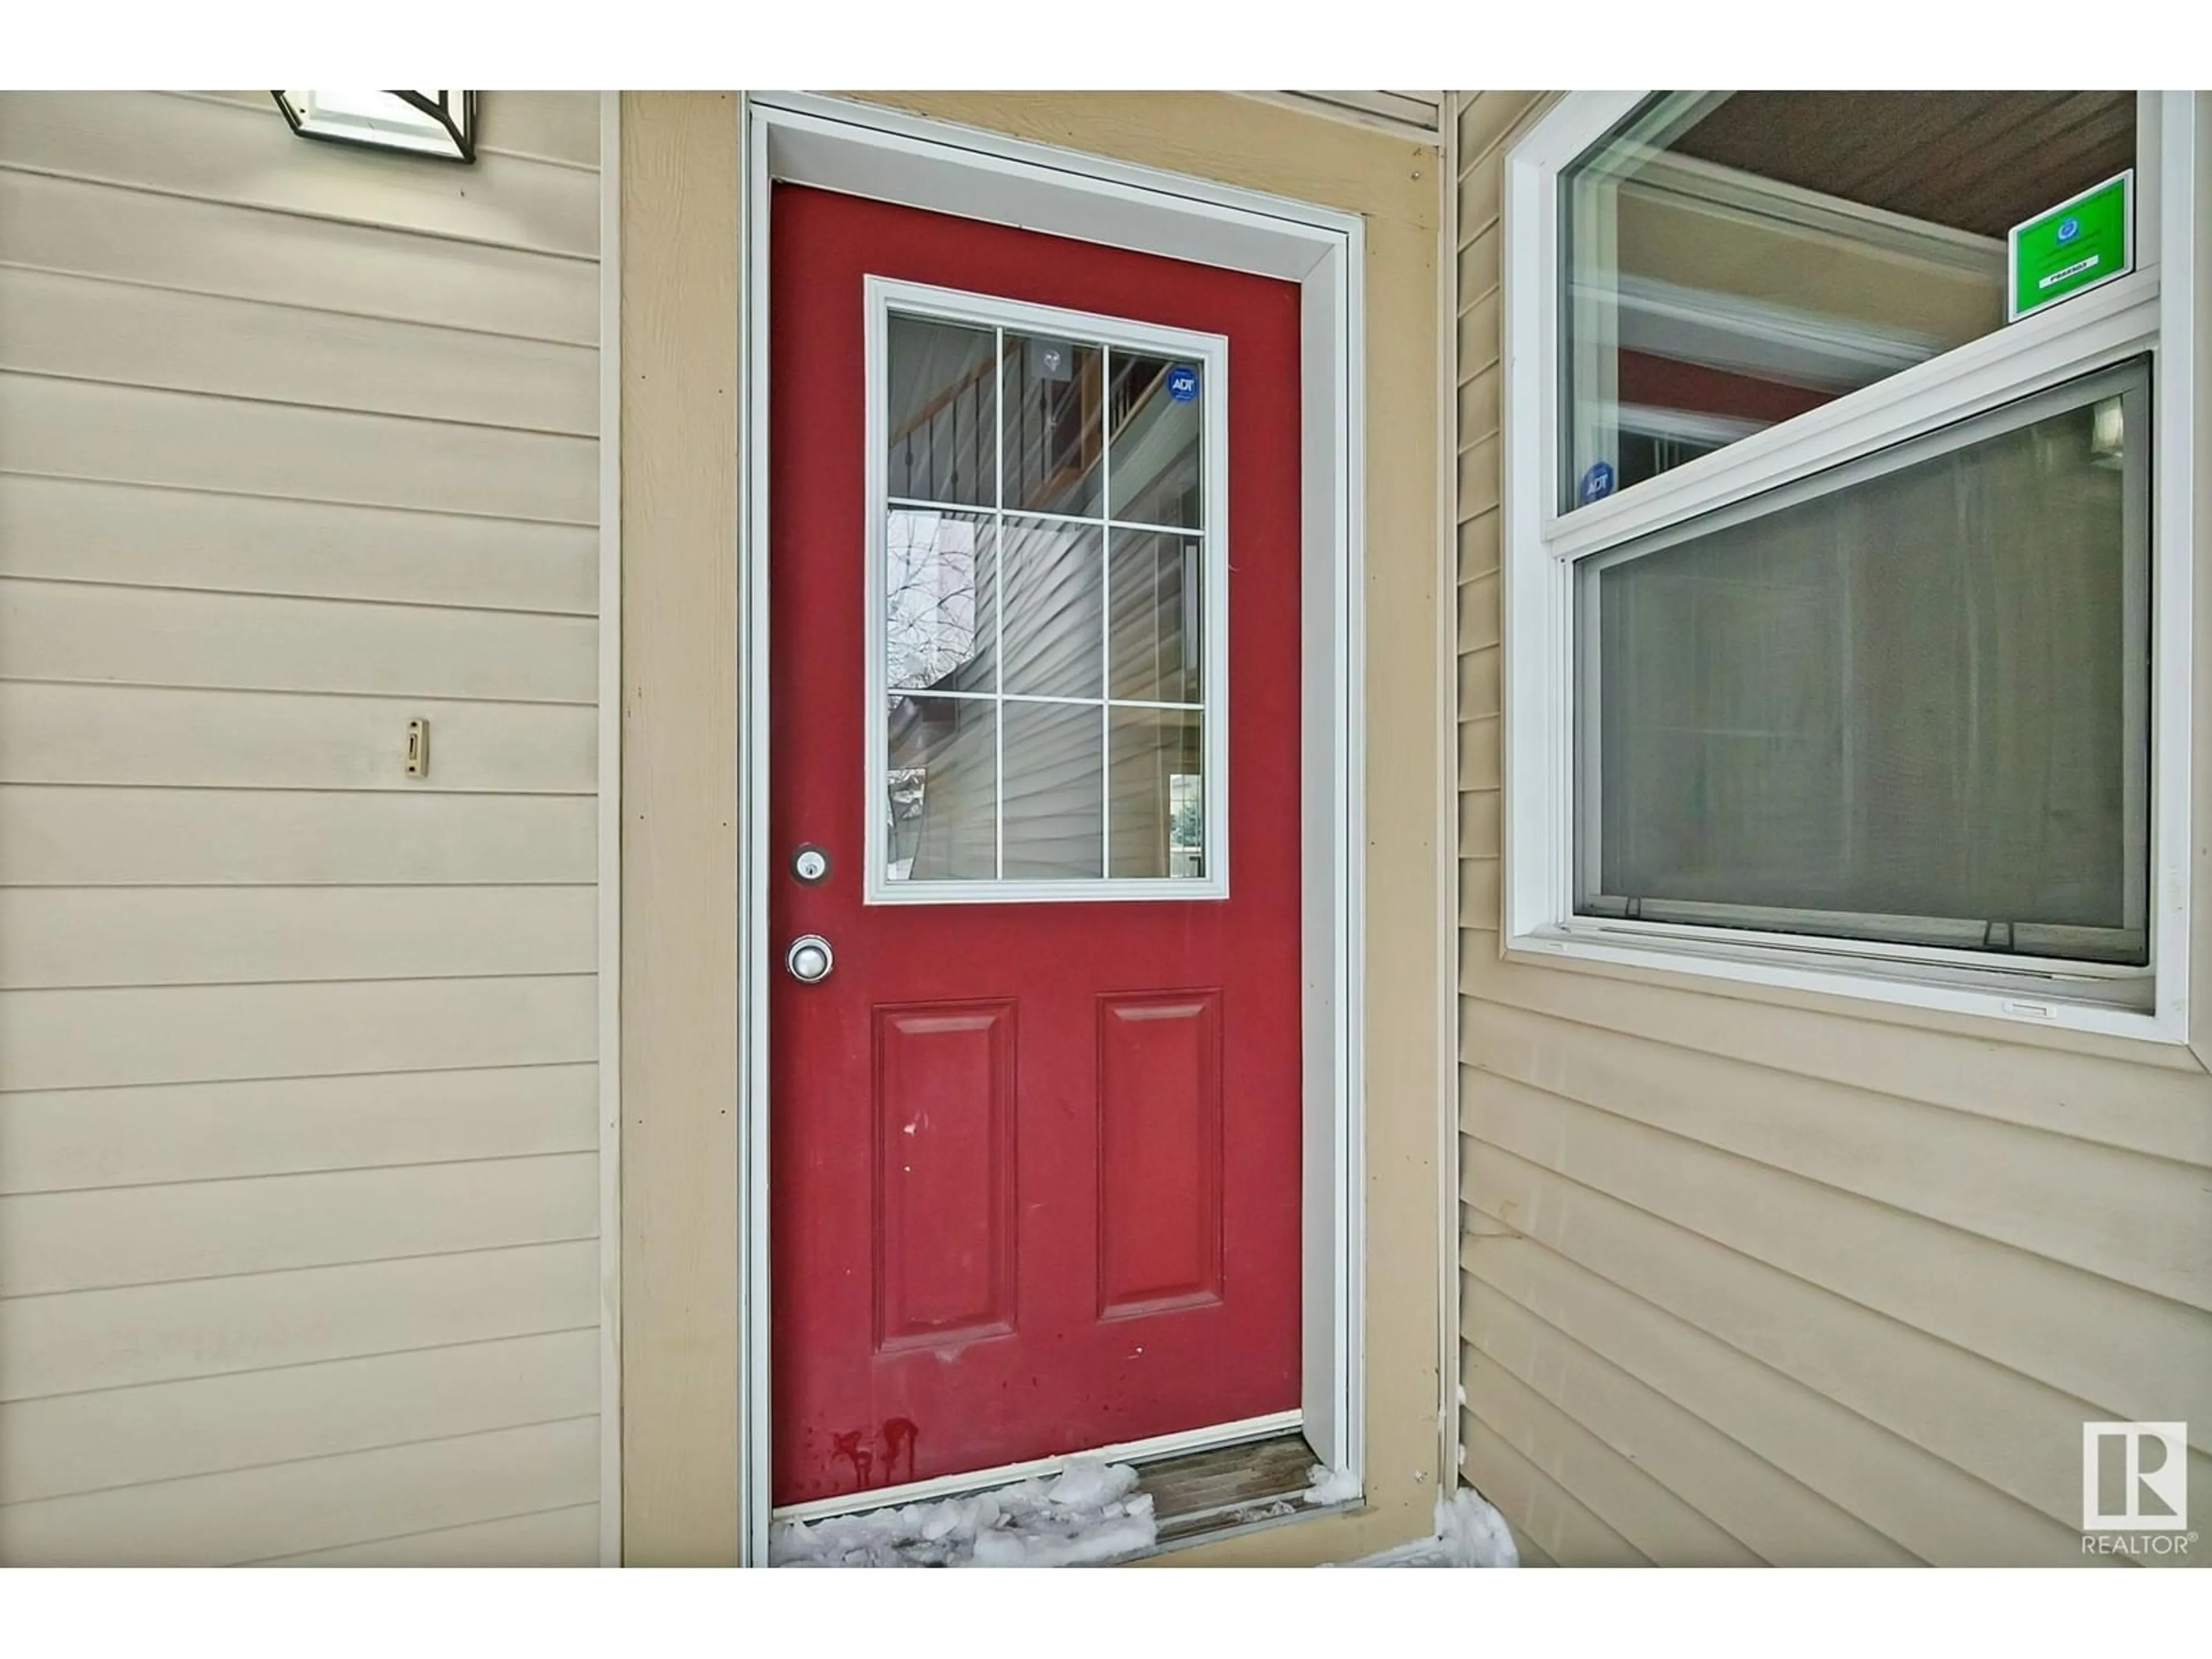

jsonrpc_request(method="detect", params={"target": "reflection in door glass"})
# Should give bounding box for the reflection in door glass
[1108,528,1203,704]
[885,510,995,695]
[1108,706,1204,879]
[1003,702,1105,878]
[886,695,997,882]
[1002,333,1103,516]
[881,302,1216,890]
[1108,353,1203,529]
[1001,518,1103,698]
[887,316,998,509]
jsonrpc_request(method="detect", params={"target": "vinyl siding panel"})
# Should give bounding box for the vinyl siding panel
[0,976,596,1113]
[0,575,595,704]
[0,787,595,886]
[0,885,594,988]
[0,373,595,522]
[252,1501,601,1567]
[1,682,593,793]
[0,1416,600,1567]
[0,475,598,615]
[0,166,597,343]
[1449,90,2212,1566]
[0,1065,598,1194]
[0,93,596,257]
[0,90,605,1565]
[0,1241,600,1402]
[1248,92,1445,141]
[0,264,596,433]
[1,1328,597,1504]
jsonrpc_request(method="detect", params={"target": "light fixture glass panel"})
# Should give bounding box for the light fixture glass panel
[274,91,475,162]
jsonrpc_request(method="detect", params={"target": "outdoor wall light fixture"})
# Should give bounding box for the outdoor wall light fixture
[271,92,476,162]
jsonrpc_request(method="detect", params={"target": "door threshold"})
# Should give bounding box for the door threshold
[770,1408,1301,1524]
[1139,1429,1330,1547]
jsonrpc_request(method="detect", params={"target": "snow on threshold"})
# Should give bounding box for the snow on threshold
[769,1458,1156,1568]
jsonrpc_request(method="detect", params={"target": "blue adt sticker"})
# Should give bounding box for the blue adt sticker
[1166,365,1200,402]
[1578,460,1616,505]
[2056,215,2081,244]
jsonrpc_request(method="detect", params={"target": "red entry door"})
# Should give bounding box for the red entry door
[768,184,1303,1508]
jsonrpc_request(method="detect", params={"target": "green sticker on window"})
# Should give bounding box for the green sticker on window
[2009,171,2133,322]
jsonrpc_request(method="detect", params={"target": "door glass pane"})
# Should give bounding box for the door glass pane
[887,315,997,508]
[1001,516,1103,698]
[1108,351,1203,529]
[876,301,1222,894]
[1109,707,1205,879]
[1108,528,1203,704]
[1560,92,2137,512]
[1003,701,1104,878]
[887,695,997,883]
[1581,363,2149,964]
[1002,333,1103,516]
[886,510,995,695]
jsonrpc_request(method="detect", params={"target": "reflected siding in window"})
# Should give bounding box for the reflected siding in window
[888,696,998,882]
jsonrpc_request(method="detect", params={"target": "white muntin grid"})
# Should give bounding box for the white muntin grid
[864,276,1232,905]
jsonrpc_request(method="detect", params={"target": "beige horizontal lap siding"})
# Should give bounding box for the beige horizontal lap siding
[1245,92,1445,141]
[0,91,605,1566]
[1449,90,2212,1567]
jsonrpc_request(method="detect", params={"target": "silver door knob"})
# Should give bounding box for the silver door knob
[785,934,834,984]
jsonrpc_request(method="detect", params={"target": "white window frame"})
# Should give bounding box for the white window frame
[863,278,1232,905]
[1501,90,2202,1043]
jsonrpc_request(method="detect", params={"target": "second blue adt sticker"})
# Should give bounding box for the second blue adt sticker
[1578,460,1616,505]
[1166,365,1200,402]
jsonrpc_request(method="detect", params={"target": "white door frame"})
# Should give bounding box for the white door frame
[737,90,1366,1565]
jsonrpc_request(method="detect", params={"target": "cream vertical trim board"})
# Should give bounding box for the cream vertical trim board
[594,86,623,1571]
[741,90,1365,1568]
[617,91,742,1567]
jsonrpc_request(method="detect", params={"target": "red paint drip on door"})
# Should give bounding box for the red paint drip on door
[882,1416,919,1486]
[829,1429,874,1491]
